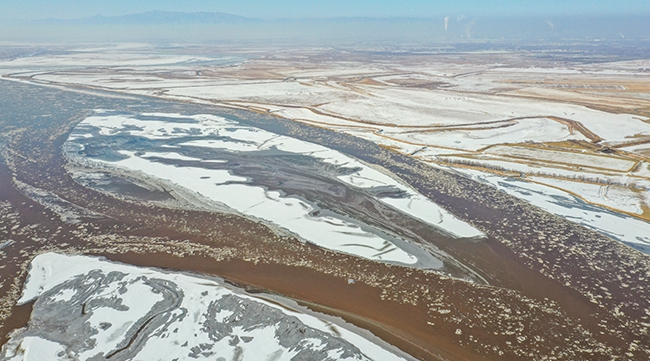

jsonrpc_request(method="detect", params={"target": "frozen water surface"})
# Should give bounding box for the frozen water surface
[65,111,485,267]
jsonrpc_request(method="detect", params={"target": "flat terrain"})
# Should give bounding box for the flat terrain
[3,44,649,249]
[0,44,649,360]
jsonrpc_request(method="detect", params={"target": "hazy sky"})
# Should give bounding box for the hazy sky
[2,0,649,20]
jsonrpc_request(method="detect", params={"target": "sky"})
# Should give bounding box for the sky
[1,0,649,20]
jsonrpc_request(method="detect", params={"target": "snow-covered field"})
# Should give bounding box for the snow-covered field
[485,146,637,172]
[388,117,588,152]
[66,112,483,267]
[1,253,410,361]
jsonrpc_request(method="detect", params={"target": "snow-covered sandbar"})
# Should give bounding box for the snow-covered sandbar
[65,112,484,267]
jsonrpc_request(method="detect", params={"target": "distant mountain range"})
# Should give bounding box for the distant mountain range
[38,11,250,24]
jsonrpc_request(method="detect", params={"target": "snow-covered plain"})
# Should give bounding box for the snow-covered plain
[67,112,484,267]
[389,117,588,152]
[1,253,410,361]
[485,146,637,172]
[13,56,649,146]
